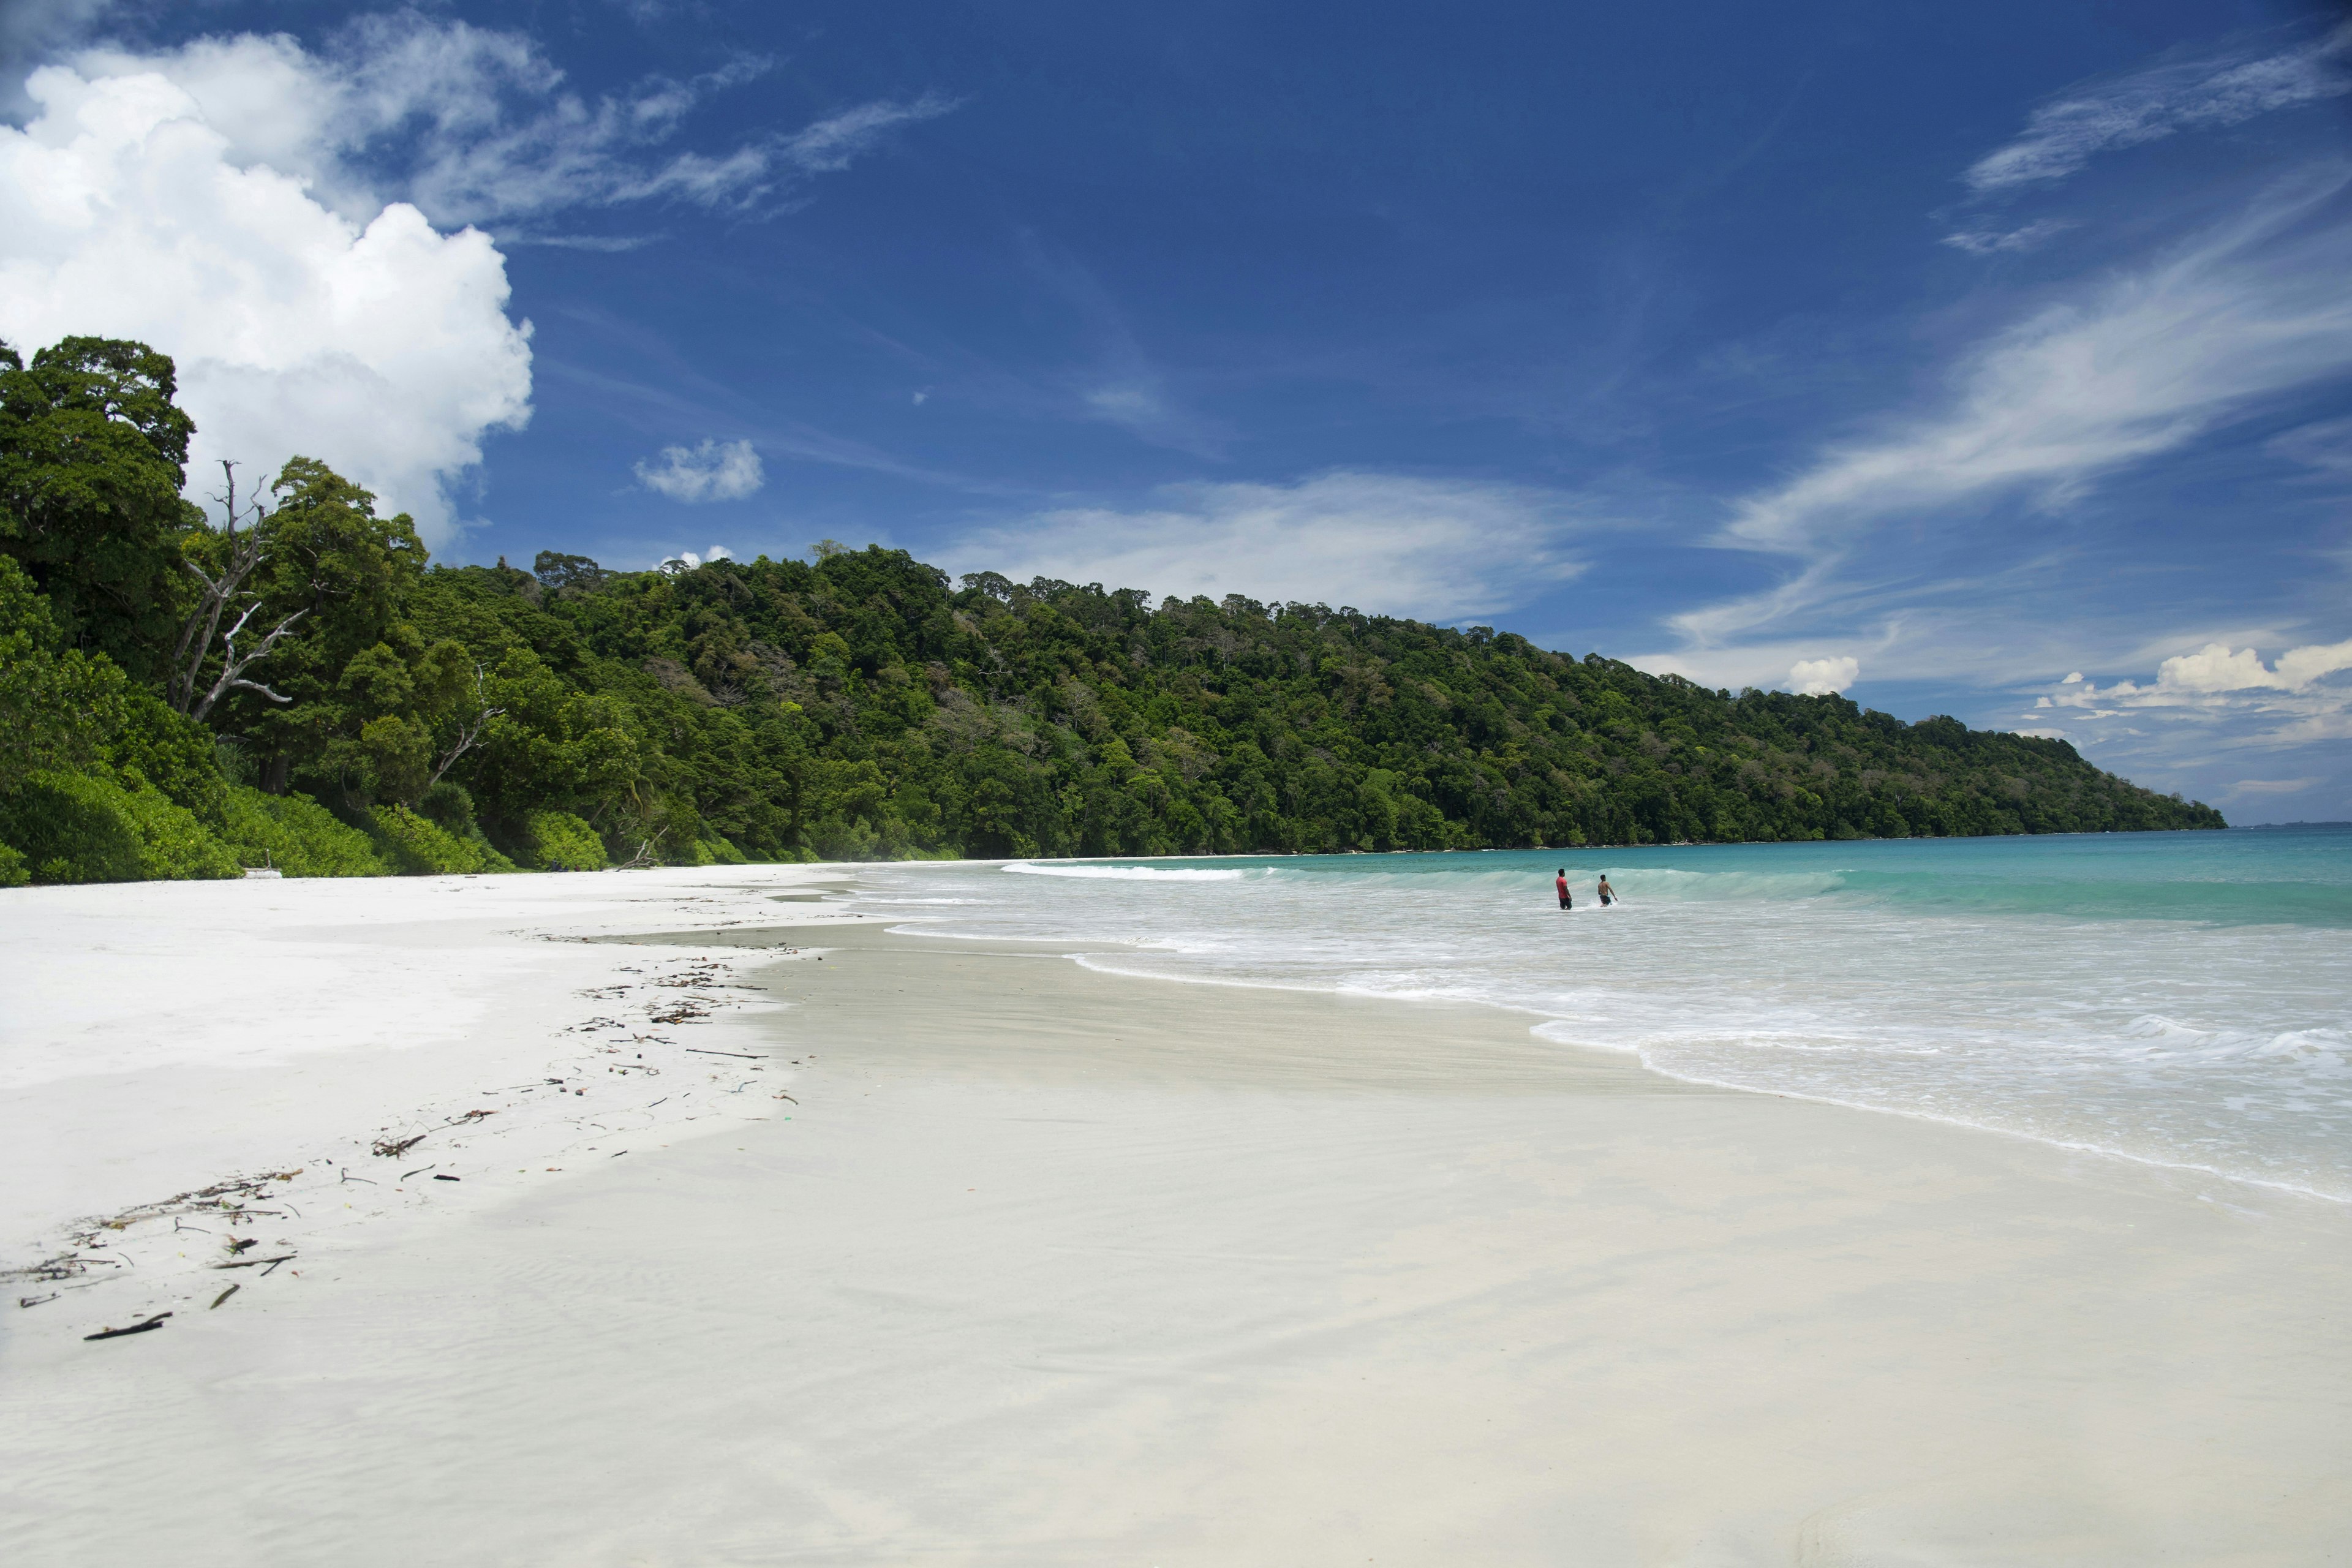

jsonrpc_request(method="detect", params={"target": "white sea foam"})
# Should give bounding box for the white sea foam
[861,840,2352,1200]
[1003,862,1254,881]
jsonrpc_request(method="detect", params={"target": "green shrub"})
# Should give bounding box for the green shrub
[1,771,143,883]
[369,804,518,875]
[115,780,241,880]
[221,787,388,876]
[106,689,230,824]
[0,842,28,888]
[0,769,236,883]
[420,781,478,837]
[522,809,606,872]
[0,556,126,794]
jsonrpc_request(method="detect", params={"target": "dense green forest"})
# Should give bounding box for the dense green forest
[0,336,2223,885]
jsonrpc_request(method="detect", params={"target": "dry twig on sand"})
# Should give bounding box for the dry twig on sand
[84,1313,170,1342]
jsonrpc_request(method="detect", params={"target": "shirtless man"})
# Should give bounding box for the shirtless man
[1597,873,1616,907]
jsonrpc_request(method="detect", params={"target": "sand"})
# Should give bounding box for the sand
[4,870,2349,1565]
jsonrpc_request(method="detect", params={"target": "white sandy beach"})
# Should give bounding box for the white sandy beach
[4,867,2350,1566]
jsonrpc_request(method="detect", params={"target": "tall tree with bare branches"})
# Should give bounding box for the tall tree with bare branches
[171,461,305,723]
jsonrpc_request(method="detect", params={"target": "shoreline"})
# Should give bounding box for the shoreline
[5,870,2350,1561]
[872,913,2352,1210]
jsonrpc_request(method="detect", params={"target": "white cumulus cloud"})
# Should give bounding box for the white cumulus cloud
[2157,638,2352,693]
[636,439,764,502]
[0,17,952,548]
[1787,656,1860,696]
[0,61,533,546]
[950,471,1590,622]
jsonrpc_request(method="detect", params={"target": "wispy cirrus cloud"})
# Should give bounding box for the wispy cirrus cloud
[2228,777,2320,796]
[1626,164,2352,740]
[949,471,1591,622]
[1963,21,2352,194]
[1939,218,2074,255]
[778,95,961,176]
[1721,172,2352,569]
[65,17,954,228]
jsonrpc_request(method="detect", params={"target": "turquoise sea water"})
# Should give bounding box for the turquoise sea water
[855,827,2352,1200]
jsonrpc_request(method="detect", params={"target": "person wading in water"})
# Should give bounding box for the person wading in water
[1597,873,1616,907]
[1556,868,1573,910]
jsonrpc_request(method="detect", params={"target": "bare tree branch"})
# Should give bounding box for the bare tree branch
[424,663,507,791]
[190,598,306,723]
[615,828,668,871]
[174,461,297,720]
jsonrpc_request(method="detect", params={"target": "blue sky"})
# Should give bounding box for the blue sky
[4,1,2351,818]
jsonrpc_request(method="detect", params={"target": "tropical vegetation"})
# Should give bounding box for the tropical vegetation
[0,336,2224,884]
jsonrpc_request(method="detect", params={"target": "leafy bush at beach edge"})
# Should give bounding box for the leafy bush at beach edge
[0,769,240,884]
[522,809,608,872]
[221,788,388,877]
[368,805,518,876]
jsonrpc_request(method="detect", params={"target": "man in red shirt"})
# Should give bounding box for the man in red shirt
[1556,869,1572,910]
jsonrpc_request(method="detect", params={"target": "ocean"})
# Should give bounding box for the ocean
[850,826,2352,1202]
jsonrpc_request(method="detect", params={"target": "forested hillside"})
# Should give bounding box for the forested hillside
[0,337,2222,884]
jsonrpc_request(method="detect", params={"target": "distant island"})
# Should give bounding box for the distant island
[1,337,2221,885]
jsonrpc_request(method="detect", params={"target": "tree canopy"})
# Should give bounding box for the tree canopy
[0,337,202,682]
[0,336,2223,885]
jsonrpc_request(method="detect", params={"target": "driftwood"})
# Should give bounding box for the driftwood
[210,1284,240,1310]
[372,1134,426,1158]
[210,1254,295,1270]
[85,1313,171,1342]
[432,1175,461,1182]
[686,1047,761,1059]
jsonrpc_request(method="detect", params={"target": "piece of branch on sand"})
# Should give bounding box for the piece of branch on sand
[85,1313,171,1342]
[371,1134,426,1158]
